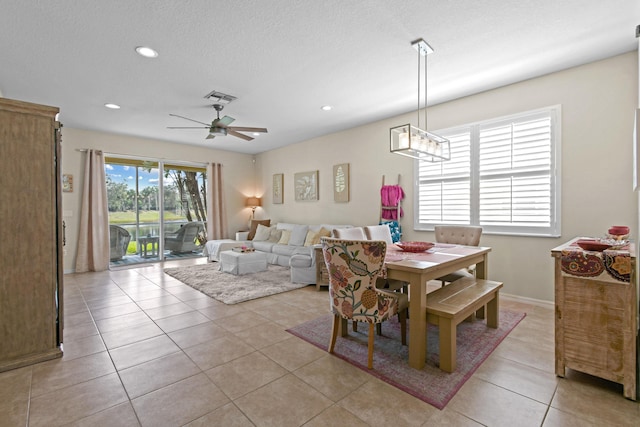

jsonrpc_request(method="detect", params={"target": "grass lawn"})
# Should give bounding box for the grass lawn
[109,210,186,223]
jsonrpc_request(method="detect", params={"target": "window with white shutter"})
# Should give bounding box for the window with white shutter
[415,106,560,237]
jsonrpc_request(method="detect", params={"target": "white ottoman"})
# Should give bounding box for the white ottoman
[219,250,268,275]
[204,239,246,262]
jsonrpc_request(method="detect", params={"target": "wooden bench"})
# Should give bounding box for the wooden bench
[426,277,503,372]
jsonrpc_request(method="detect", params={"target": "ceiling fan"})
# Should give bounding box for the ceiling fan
[168,104,268,141]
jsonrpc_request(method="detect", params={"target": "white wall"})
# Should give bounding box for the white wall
[256,51,639,302]
[61,128,254,273]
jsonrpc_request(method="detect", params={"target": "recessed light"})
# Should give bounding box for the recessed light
[321,105,333,111]
[135,46,158,58]
[104,103,121,109]
[252,132,261,136]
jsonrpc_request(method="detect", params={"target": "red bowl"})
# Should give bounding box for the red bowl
[396,241,434,252]
[608,226,629,235]
[576,239,612,252]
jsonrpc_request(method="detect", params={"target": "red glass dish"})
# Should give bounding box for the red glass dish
[396,241,435,252]
[576,239,612,252]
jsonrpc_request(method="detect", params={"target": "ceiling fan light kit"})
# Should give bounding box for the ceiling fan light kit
[390,38,450,162]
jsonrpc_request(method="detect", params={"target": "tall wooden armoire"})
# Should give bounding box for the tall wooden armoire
[0,98,64,371]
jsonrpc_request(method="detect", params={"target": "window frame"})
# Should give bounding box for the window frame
[414,105,561,237]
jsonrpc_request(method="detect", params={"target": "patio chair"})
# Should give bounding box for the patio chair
[164,222,204,254]
[322,237,407,369]
[109,225,131,261]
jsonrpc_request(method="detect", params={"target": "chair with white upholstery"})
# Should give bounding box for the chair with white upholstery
[333,226,366,240]
[434,225,483,285]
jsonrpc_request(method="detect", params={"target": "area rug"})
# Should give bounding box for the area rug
[286,309,525,409]
[163,263,307,304]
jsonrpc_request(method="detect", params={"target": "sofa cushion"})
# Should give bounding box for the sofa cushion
[278,229,291,245]
[248,219,271,240]
[253,224,272,241]
[272,243,298,257]
[252,241,276,252]
[276,223,297,231]
[288,225,309,246]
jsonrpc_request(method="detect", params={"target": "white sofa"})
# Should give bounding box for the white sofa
[248,222,352,284]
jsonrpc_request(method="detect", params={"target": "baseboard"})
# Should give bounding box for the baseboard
[501,292,553,309]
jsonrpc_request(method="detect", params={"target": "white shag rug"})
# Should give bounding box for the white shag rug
[163,263,308,304]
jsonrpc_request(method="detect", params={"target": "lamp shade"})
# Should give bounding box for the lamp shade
[246,197,261,207]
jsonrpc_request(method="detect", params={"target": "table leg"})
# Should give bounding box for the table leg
[408,272,427,369]
[476,256,488,280]
[487,292,499,328]
[439,318,456,373]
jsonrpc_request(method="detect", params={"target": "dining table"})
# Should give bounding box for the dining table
[383,243,492,370]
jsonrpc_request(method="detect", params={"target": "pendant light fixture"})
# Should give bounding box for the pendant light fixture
[390,39,450,162]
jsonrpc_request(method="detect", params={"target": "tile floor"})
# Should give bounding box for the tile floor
[1,257,639,426]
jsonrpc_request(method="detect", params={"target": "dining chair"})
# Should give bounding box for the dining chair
[364,224,407,292]
[434,225,483,285]
[333,226,366,240]
[321,237,408,369]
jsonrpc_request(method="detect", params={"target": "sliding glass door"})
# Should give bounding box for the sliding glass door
[105,157,207,266]
[163,164,207,259]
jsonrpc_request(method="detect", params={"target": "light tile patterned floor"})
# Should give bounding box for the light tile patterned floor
[1,257,639,426]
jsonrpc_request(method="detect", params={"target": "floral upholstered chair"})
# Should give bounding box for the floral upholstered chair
[321,237,408,369]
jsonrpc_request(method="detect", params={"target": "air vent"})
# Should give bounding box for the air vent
[203,90,237,104]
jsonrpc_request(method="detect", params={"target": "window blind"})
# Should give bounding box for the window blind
[415,106,560,236]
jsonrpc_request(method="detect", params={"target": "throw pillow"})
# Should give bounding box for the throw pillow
[248,219,270,240]
[288,224,309,246]
[316,227,332,242]
[278,229,291,245]
[303,230,319,246]
[268,227,283,243]
[253,224,272,241]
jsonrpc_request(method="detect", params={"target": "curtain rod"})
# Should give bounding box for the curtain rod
[75,149,209,166]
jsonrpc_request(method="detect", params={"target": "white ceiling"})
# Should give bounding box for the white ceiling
[1,1,638,154]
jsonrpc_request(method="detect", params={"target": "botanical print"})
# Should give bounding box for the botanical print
[333,163,349,202]
[294,170,318,201]
[273,173,283,204]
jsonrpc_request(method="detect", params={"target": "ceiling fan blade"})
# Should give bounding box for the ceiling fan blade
[205,133,216,140]
[227,130,254,141]
[169,114,210,126]
[167,126,208,129]
[228,127,268,133]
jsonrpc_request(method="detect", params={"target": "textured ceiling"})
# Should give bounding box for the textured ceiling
[0,1,638,154]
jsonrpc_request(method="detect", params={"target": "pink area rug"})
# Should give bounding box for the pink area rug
[286,309,525,409]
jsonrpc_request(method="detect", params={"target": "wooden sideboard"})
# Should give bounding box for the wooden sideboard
[0,98,64,371]
[551,238,637,400]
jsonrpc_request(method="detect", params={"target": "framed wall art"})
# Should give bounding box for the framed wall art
[62,174,73,192]
[273,173,284,204]
[333,163,349,202]
[294,170,318,201]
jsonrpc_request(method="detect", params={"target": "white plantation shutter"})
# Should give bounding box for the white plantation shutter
[415,106,560,236]
[418,131,471,224]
